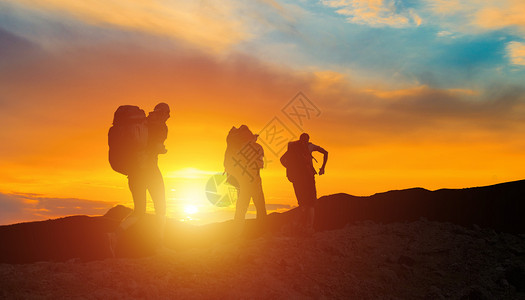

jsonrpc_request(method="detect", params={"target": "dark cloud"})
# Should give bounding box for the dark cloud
[0,27,43,72]
[0,193,25,223]
[309,81,525,147]
[0,27,37,56]
[388,87,524,123]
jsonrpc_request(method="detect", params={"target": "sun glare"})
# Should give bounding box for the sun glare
[167,167,215,179]
[184,204,199,215]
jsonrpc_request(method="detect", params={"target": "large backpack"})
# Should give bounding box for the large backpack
[280,140,315,182]
[108,105,148,175]
[223,125,258,187]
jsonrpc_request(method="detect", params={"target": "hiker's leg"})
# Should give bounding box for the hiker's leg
[252,179,267,219]
[148,164,166,221]
[305,176,317,230]
[293,176,316,231]
[292,179,307,207]
[120,172,147,230]
[234,184,250,221]
[292,179,307,226]
[147,162,166,244]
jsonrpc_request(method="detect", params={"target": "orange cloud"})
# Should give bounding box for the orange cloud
[426,0,462,15]
[322,0,422,27]
[364,86,479,99]
[427,0,525,37]
[9,0,250,52]
[474,0,525,32]
[506,41,525,66]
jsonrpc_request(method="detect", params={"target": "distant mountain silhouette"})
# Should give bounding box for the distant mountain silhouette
[0,205,131,264]
[314,180,525,233]
[1,180,524,263]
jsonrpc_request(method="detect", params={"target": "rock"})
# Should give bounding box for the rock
[425,285,445,300]
[397,255,416,267]
[103,205,132,221]
[279,259,288,267]
[505,265,525,292]
[322,245,344,257]
[432,270,447,278]
[499,278,510,288]
[459,285,490,300]
[379,267,398,283]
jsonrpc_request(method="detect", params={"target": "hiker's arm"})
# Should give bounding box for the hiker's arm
[318,148,328,175]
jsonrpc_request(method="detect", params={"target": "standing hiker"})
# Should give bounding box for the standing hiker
[107,103,170,255]
[224,125,267,222]
[280,133,328,235]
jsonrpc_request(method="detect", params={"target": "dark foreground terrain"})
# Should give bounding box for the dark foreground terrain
[0,180,524,298]
[1,220,524,299]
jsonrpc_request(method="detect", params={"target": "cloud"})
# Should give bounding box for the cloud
[506,41,525,66]
[1,0,252,52]
[364,86,478,99]
[321,0,525,39]
[0,0,305,54]
[305,69,525,149]
[2,25,520,155]
[0,192,115,225]
[0,27,39,61]
[425,0,460,15]
[425,0,525,38]
[321,0,422,28]
[436,30,453,38]
[473,1,525,32]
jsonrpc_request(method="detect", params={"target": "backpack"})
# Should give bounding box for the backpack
[108,105,148,175]
[280,140,315,182]
[223,125,259,187]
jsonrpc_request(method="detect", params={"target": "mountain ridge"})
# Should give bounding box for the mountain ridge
[1,179,524,263]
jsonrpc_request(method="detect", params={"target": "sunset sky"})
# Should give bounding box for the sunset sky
[1,0,525,225]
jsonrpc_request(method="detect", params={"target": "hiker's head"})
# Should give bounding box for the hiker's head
[154,102,170,113]
[300,133,310,144]
[239,125,258,142]
[153,102,170,121]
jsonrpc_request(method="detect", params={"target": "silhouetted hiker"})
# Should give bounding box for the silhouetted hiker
[281,133,328,235]
[224,125,267,224]
[107,103,170,256]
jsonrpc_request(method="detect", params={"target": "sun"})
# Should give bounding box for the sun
[184,204,199,215]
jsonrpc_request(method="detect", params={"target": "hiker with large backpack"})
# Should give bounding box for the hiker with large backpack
[107,103,170,255]
[280,133,328,235]
[224,125,267,223]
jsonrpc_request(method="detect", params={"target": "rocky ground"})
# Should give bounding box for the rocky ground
[1,219,524,299]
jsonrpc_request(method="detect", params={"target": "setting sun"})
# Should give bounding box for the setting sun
[183,205,199,215]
